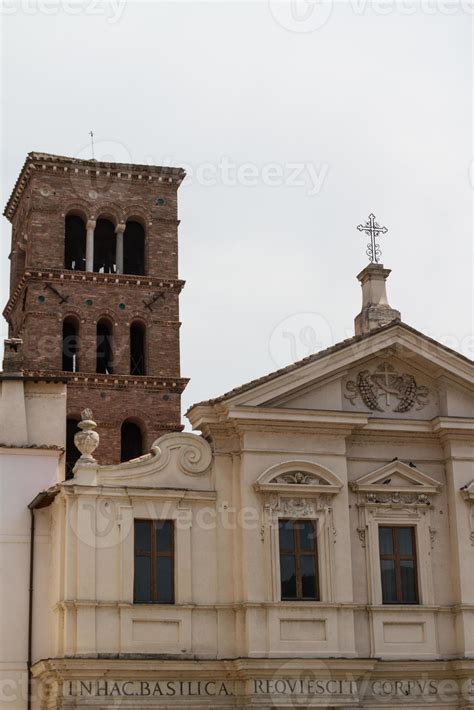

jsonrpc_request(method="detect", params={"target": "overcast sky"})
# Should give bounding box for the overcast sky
[1,1,472,423]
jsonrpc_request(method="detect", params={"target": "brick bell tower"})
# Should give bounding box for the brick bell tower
[3,152,188,471]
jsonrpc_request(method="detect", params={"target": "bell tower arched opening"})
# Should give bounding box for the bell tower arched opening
[123,220,145,275]
[62,316,80,372]
[96,318,114,374]
[64,214,86,271]
[130,321,146,375]
[120,419,144,462]
[93,219,116,273]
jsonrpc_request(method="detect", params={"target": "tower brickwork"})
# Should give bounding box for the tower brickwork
[2,152,188,466]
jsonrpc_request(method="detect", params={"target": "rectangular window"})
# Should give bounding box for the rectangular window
[134,520,174,604]
[379,526,418,604]
[279,519,319,601]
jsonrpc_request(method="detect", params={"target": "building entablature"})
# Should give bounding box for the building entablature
[192,404,370,441]
[31,656,474,709]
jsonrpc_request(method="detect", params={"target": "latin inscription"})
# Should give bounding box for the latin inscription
[253,679,357,696]
[70,681,233,698]
[66,677,474,701]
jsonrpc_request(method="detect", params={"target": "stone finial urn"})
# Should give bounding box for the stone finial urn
[74,408,99,465]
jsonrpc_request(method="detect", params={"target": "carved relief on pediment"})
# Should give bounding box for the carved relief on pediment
[274,471,323,486]
[345,362,429,414]
[254,460,343,496]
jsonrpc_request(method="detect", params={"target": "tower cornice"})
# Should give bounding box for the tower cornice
[3,151,186,222]
[3,270,185,321]
[21,370,189,394]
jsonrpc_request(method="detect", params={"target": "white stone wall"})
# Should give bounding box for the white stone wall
[0,380,65,710]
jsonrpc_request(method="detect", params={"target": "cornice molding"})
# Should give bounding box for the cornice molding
[431,417,474,439]
[4,152,186,221]
[20,370,189,394]
[3,270,184,320]
[188,404,369,432]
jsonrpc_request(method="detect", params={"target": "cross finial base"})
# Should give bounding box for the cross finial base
[354,263,400,336]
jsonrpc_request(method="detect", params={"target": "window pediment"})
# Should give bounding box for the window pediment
[351,460,441,507]
[254,460,343,496]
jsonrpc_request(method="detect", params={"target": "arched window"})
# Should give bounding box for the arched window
[123,221,145,275]
[65,417,81,479]
[130,321,146,375]
[94,219,116,274]
[62,317,80,372]
[121,420,143,462]
[96,318,114,374]
[64,215,86,271]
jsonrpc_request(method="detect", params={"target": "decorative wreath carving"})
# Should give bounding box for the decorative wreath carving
[345,362,429,413]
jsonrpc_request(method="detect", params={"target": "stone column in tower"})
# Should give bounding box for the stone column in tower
[115,222,126,274]
[86,219,96,272]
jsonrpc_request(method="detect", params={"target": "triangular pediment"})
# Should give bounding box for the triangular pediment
[189,324,472,414]
[351,460,441,494]
[187,323,473,432]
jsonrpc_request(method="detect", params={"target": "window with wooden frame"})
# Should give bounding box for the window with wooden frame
[134,520,174,604]
[379,526,419,604]
[278,519,320,601]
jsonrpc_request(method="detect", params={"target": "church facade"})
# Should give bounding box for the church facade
[1,154,473,709]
